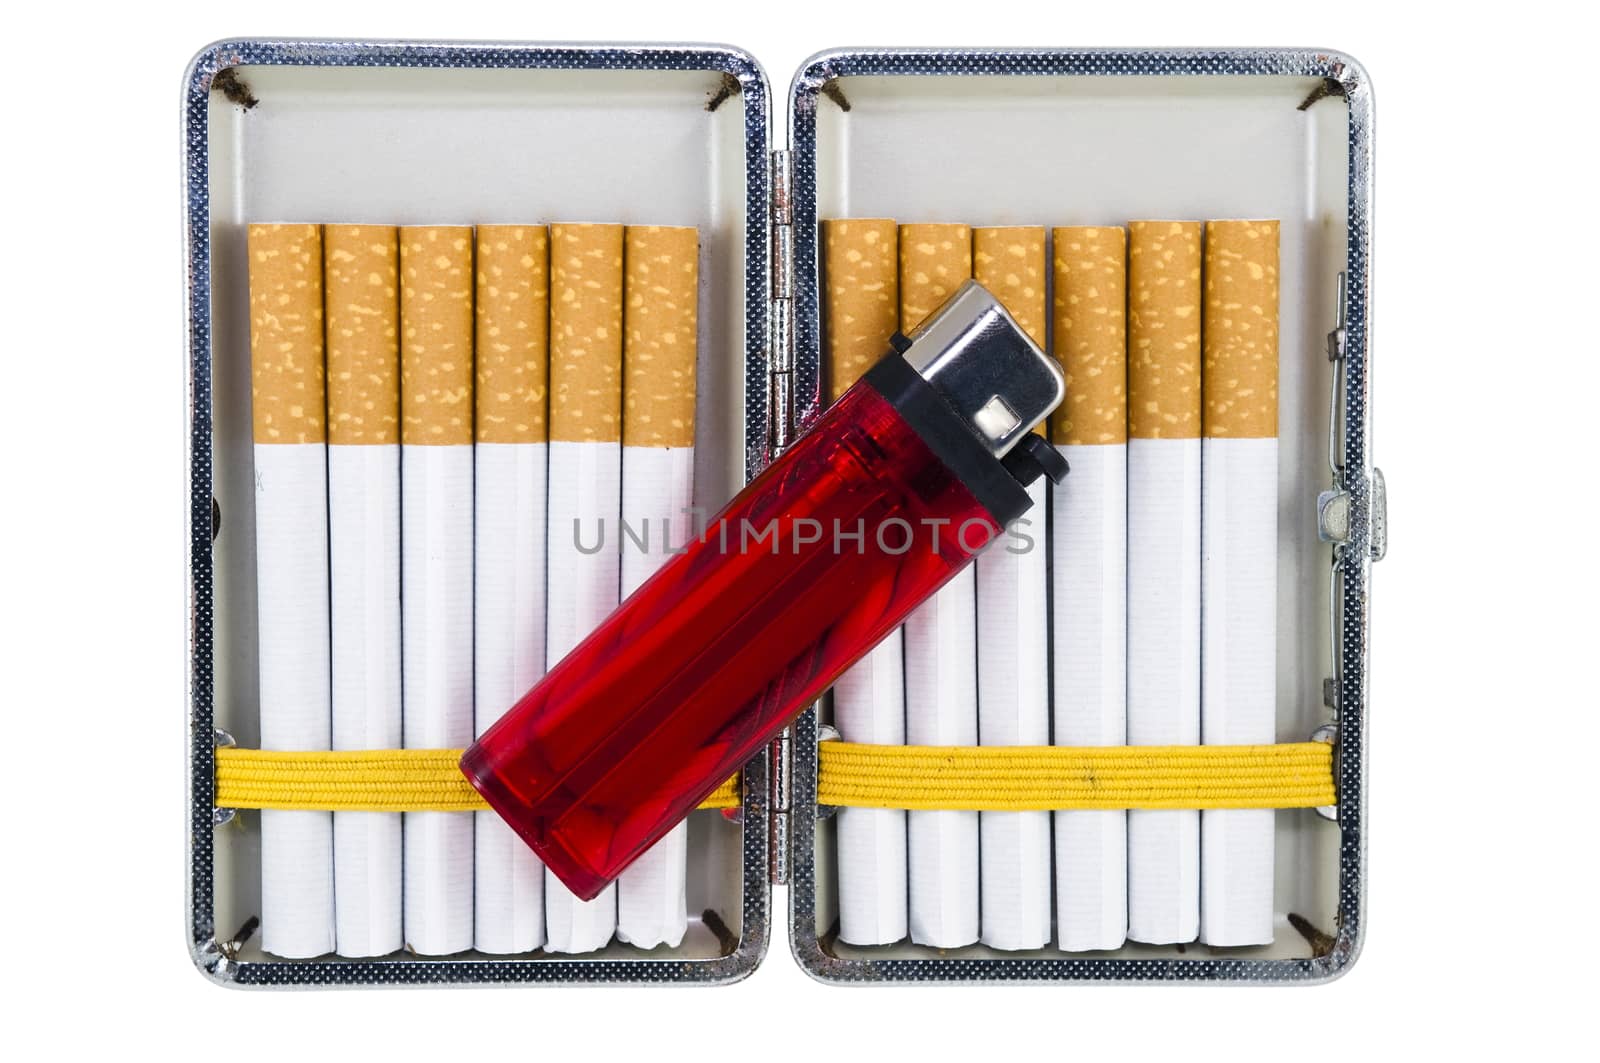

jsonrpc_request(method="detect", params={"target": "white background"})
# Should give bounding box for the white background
[3,0,1593,1055]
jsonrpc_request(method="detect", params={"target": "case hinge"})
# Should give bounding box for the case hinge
[769,147,796,455]
[769,725,792,886]
[763,147,797,887]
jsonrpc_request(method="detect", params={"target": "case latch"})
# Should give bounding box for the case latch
[1316,272,1386,563]
[1320,272,1385,717]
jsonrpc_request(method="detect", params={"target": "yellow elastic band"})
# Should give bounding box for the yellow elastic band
[215,741,1332,814]
[817,741,1334,811]
[213,747,740,813]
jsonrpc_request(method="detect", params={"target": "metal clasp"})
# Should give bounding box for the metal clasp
[1310,724,1339,822]
[814,724,840,822]
[213,728,237,827]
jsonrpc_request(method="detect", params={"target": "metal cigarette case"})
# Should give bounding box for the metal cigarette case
[184,40,1380,987]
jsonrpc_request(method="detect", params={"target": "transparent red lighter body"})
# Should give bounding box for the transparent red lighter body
[462,381,1000,899]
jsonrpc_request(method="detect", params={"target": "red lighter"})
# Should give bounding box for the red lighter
[463,281,1068,900]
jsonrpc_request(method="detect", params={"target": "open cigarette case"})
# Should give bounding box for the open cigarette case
[184,40,1382,987]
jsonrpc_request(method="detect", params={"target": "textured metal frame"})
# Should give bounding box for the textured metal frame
[785,47,1375,985]
[183,38,773,987]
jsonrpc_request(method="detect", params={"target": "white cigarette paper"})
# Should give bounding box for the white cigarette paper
[1199,441,1277,945]
[978,476,1051,951]
[823,218,908,946]
[904,573,980,948]
[473,225,550,955]
[830,632,909,945]
[1051,448,1128,950]
[324,224,402,958]
[400,226,475,956]
[974,226,1050,951]
[544,223,625,953]
[899,224,979,948]
[615,448,693,947]
[328,450,403,957]
[1049,226,1130,953]
[1199,219,1280,947]
[1125,221,1204,945]
[255,446,336,958]
[247,223,335,959]
[544,444,621,952]
[473,443,547,953]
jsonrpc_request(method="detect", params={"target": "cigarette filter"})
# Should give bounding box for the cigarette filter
[400,225,475,956]
[822,218,908,946]
[543,223,625,952]
[973,226,1050,951]
[898,224,979,947]
[1125,221,1203,945]
[323,224,402,958]
[617,224,699,950]
[823,218,900,403]
[248,222,335,959]
[1200,219,1280,947]
[473,225,549,954]
[1049,225,1129,952]
[464,283,1067,902]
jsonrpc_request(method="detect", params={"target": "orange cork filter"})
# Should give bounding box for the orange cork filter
[1203,219,1280,439]
[1050,226,1127,446]
[248,223,326,445]
[1128,221,1204,440]
[975,226,1047,347]
[623,225,699,449]
[475,225,550,445]
[822,218,899,401]
[976,226,1047,438]
[550,224,625,444]
[325,225,400,446]
[400,226,474,446]
[899,223,972,332]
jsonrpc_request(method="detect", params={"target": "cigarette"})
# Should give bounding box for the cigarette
[822,218,908,945]
[472,225,549,954]
[973,226,1051,951]
[616,224,698,950]
[1048,225,1129,952]
[399,225,475,956]
[324,224,402,958]
[248,223,335,959]
[899,223,979,948]
[1200,219,1280,947]
[545,223,625,953]
[1125,221,1203,945]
